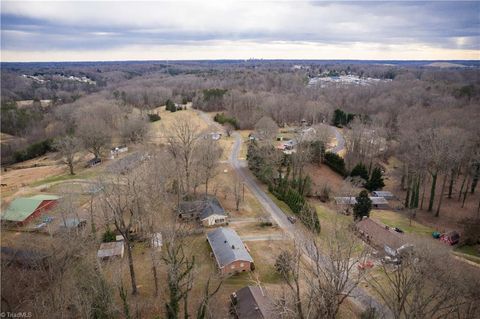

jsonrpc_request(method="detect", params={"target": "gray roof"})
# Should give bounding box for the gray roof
[178,197,226,220]
[207,227,253,268]
[372,191,394,198]
[233,286,274,319]
[334,196,388,205]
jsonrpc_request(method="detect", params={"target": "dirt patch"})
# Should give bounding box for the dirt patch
[305,163,345,195]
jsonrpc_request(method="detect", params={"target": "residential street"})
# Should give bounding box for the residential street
[196,109,389,316]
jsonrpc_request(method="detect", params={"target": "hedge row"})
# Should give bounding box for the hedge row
[14,139,53,163]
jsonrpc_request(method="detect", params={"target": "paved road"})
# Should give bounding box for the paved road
[197,110,388,316]
[229,132,389,317]
[329,125,346,154]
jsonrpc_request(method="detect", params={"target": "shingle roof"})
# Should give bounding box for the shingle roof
[371,191,394,198]
[207,227,253,268]
[233,286,274,319]
[356,218,405,250]
[178,197,226,220]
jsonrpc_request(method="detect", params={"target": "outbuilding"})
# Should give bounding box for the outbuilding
[1,195,59,226]
[371,191,395,200]
[97,241,124,260]
[207,227,254,275]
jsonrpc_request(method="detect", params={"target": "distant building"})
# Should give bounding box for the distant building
[371,191,395,200]
[178,197,228,227]
[1,195,60,226]
[334,196,389,209]
[97,241,124,260]
[206,227,254,275]
[110,145,128,158]
[230,286,274,319]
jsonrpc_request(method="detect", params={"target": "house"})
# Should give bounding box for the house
[178,197,228,227]
[369,196,389,209]
[206,227,254,275]
[97,241,124,260]
[334,196,389,209]
[355,217,407,255]
[1,195,59,226]
[371,191,395,200]
[334,197,357,206]
[230,286,274,319]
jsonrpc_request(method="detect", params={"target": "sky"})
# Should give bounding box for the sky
[1,0,479,62]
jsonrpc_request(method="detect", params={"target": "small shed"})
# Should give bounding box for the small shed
[1,195,59,226]
[207,227,254,275]
[97,241,124,260]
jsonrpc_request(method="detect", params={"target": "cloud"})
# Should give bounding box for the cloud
[1,1,478,61]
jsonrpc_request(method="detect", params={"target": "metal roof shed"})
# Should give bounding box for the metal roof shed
[1,195,59,225]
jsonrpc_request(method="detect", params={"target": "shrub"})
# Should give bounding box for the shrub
[14,139,53,163]
[324,152,346,176]
[366,167,385,191]
[148,113,161,122]
[102,229,116,243]
[213,113,239,129]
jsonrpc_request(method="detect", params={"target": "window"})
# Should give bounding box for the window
[231,264,236,269]
[240,262,244,267]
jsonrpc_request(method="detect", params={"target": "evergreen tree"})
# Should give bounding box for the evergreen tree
[366,167,385,191]
[350,163,369,182]
[353,190,372,221]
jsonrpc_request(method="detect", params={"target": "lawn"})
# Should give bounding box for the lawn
[370,210,434,236]
[453,245,480,264]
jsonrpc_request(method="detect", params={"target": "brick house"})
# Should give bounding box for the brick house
[206,227,254,275]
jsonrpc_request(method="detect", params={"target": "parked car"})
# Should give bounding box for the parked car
[393,227,404,233]
[440,231,460,245]
[287,216,297,224]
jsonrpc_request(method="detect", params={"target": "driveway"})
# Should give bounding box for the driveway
[197,110,389,316]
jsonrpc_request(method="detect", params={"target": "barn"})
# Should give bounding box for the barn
[1,195,60,226]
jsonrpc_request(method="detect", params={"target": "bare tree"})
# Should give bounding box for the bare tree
[76,116,112,159]
[54,135,81,175]
[367,240,480,319]
[100,173,145,295]
[274,225,369,319]
[166,119,202,198]
[198,138,223,196]
[254,116,278,140]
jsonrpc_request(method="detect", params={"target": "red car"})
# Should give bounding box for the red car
[440,231,460,245]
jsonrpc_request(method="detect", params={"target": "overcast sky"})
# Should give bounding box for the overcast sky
[1,0,479,62]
